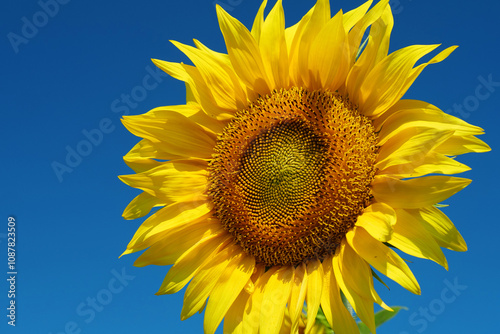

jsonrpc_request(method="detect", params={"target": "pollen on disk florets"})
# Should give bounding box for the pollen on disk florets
[207,87,378,267]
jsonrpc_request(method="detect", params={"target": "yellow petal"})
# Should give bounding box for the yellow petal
[365,5,393,63]
[435,134,491,155]
[250,0,268,43]
[188,42,254,106]
[334,241,376,333]
[259,0,289,89]
[216,5,270,95]
[156,233,230,296]
[288,264,308,333]
[286,9,312,83]
[185,103,228,135]
[156,102,225,135]
[123,201,210,253]
[342,0,372,31]
[153,102,200,117]
[152,59,232,120]
[346,0,389,62]
[278,310,293,334]
[151,57,190,82]
[118,160,208,203]
[133,221,222,267]
[260,266,293,334]
[392,209,448,269]
[412,206,467,252]
[121,108,216,158]
[305,258,323,333]
[123,138,174,173]
[204,251,255,334]
[346,4,393,103]
[185,81,196,104]
[379,151,471,178]
[171,40,246,116]
[223,290,250,334]
[181,240,236,319]
[376,127,454,170]
[123,138,182,163]
[123,156,162,174]
[298,0,330,87]
[284,20,300,54]
[193,38,232,67]
[372,175,471,209]
[321,256,359,334]
[288,0,330,86]
[347,226,421,294]
[375,100,485,144]
[122,192,167,220]
[243,267,279,333]
[356,202,396,242]
[357,44,440,116]
[183,63,237,120]
[309,10,349,91]
[396,46,458,107]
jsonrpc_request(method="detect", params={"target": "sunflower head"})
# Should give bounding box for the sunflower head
[119,0,490,333]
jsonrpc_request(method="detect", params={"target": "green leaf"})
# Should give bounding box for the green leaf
[314,302,407,333]
[374,306,407,327]
[357,306,408,333]
[313,307,335,333]
[357,322,372,334]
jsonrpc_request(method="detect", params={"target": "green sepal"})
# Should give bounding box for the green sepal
[371,268,390,291]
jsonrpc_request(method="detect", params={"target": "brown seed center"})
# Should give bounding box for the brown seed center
[208,87,378,266]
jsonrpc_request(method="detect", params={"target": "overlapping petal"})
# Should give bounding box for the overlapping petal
[156,234,232,296]
[171,40,248,117]
[259,267,293,334]
[355,44,440,116]
[121,107,216,158]
[392,209,448,269]
[122,192,167,220]
[180,240,236,320]
[305,259,324,333]
[288,264,308,333]
[346,2,392,102]
[289,0,331,87]
[372,175,471,208]
[216,5,271,95]
[204,250,255,334]
[308,10,350,91]
[409,206,467,252]
[321,257,359,334]
[121,201,211,255]
[356,202,396,242]
[258,0,289,89]
[337,244,374,332]
[119,159,208,202]
[347,226,421,295]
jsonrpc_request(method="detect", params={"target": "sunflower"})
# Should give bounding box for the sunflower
[119,0,489,333]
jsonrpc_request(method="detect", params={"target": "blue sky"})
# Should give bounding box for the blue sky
[2,0,499,333]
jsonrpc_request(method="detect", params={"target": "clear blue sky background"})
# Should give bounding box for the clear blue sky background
[2,0,499,333]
